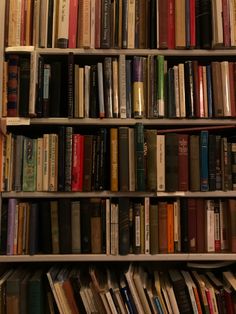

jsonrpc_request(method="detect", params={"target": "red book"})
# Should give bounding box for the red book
[187,198,197,252]
[68,0,79,48]
[229,62,236,117]
[222,0,230,47]
[167,0,175,49]
[224,289,235,314]
[198,65,205,117]
[94,0,101,48]
[190,0,195,47]
[196,198,205,252]
[178,134,189,191]
[159,0,168,48]
[72,134,84,191]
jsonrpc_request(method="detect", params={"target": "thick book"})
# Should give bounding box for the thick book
[7,55,19,117]
[19,57,30,117]
[189,134,200,191]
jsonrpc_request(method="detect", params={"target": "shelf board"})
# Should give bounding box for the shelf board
[2,190,236,198]
[0,253,236,262]
[5,117,236,126]
[4,47,236,56]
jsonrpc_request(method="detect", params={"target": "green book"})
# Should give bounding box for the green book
[22,138,37,191]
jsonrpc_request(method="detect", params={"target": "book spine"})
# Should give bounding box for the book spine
[43,134,50,191]
[178,134,189,191]
[104,57,113,118]
[156,134,165,191]
[43,63,51,117]
[119,198,130,255]
[7,199,17,255]
[200,130,209,191]
[110,128,118,191]
[119,54,127,118]
[68,0,79,48]
[134,123,145,191]
[23,138,37,192]
[67,52,74,118]
[119,127,129,191]
[132,57,144,118]
[57,0,69,48]
[7,55,19,117]
[101,0,111,48]
[48,133,58,192]
[65,127,73,191]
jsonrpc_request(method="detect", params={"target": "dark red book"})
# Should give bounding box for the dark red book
[72,134,84,192]
[158,201,168,253]
[178,134,189,191]
[222,0,230,47]
[7,55,19,117]
[68,0,79,48]
[159,0,168,49]
[190,0,196,47]
[228,199,236,253]
[167,0,175,49]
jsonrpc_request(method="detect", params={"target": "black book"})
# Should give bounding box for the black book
[101,0,111,48]
[47,0,54,48]
[39,201,52,254]
[195,0,201,48]
[199,0,212,48]
[208,134,216,191]
[36,55,44,117]
[104,57,113,118]
[180,198,189,253]
[89,64,99,118]
[119,127,129,191]
[49,61,62,117]
[29,203,40,255]
[19,57,30,117]
[80,200,91,253]
[165,133,178,192]
[0,202,8,255]
[67,52,74,118]
[167,67,176,118]
[58,199,72,254]
[184,61,195,118]
[119,198,130,255]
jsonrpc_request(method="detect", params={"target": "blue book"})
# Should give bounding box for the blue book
[206,64,213,117]
[120,277,138,314]
[200,130,209,191]
[154,296,164,314]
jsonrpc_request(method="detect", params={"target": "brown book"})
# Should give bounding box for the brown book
[178,134,189,191]
[62,278,80,314]
[228,199,236,253]
[189,135,200,191]
[78,0,91,47]
[187,198,197,253]
[149,204,159,254]
[211,61,224,117]
[90,199,102,254]
[110,128,118,191]
[158,201,168,253]
[118,127,129,191]
[50,200,60,254]
[158,0,168,48]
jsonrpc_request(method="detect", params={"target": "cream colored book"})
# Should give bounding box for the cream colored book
[57,0,69,47]
[127,0,135,48]
[39,0,49,47]
[211,0,223,47]
[221,61,231,117]
[36,137,43,191]
[78,67,84,118]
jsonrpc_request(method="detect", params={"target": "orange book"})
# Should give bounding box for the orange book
[167,203,174,253]
[62,279,80,314]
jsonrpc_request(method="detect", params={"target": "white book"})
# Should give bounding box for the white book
[119,55,127,118]
[57,0,69,47]
[156,134,165,191]
[125,264,145,314]
[205,200,215,252]
[211,0,223,47]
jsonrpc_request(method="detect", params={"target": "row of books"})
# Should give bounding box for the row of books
[3,197,236,256]
[5,53,236,119]
[5,0,232,49]
[1,262,236,314]
[2,126,236,193]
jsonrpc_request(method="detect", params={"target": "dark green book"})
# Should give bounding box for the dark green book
[134,123,145,191]
[28,269,45,314]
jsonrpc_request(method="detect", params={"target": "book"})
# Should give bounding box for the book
[22,137,37,192]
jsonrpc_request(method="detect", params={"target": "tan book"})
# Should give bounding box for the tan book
[29,51,38,117]
[221,61,232,117]
[48,134,58,192]
[78,67,84,118]
[78,0,91,47]
[127,0,135,48]
[118,54,127,118]
[175,0,186,48]
[57,0,69,47]
[178,63,186,117]
[32,0,40,46]
[211,0,224,47]
[110,202,119,255]
[110,128,118,191]
[39,0,49,48]
[156,134,165,191]
[43,133,50,191]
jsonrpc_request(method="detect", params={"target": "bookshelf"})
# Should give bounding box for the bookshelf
[2,0,236,313]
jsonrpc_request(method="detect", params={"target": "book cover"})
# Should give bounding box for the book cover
[119,127,129,191]
[132,57,144,118]
[119,198,130,255]
[134,123,145,191]
[22,137,37,192]
[200,130,209,191]
[58,199,72,254]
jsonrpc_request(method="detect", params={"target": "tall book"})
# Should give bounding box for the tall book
[22,138,37,192]
[134,123,145,191]
[119,127,129,191]
[133,57,145,118]
[200,130,209,191]
[165,133,178,191]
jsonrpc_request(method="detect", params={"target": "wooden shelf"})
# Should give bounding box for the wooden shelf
[5,117,236,126]
[2,190,236,198]
[0,253,235,262]
[5,47,236,56]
